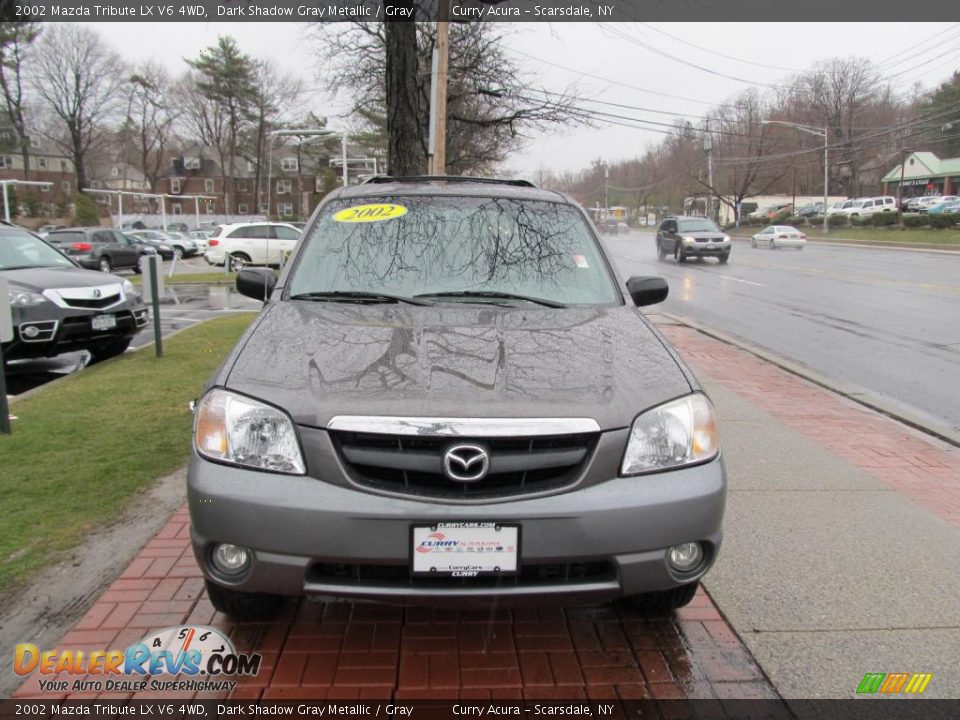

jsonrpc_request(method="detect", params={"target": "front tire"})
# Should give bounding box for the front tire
[99,257,112,273]
[719,252,730,264]
[656,241,667,262]
[674,244,686,264]
[228,253,251,271]
[750,237,757,248]
[205,579,284,622]
[624,582,700,615]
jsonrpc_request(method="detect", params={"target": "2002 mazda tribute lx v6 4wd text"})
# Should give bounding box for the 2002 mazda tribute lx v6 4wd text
[188,176,726,620]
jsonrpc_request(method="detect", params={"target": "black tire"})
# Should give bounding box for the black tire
[624,582,699,615]
[718,252,730,265]
[750,238,757,248]
[205,579,284,621]
[99,256,112,273]
[88,337,131,363]
[674,243,686,264]
[133,263,142,275]
[656,241,667,262]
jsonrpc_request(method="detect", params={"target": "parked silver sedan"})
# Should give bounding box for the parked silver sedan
[751,225,807,250]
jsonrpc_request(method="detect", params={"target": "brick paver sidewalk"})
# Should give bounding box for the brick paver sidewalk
[659,325,960,527]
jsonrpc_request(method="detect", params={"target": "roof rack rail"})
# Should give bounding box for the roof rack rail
[361,175,536,188]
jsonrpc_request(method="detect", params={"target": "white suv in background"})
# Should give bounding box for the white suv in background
[844,196,896,218]
[204,222,302,269]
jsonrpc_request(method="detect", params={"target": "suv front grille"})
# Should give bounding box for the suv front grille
[330,431,598,499]
[61,294,122,309]
[308,561,615,589]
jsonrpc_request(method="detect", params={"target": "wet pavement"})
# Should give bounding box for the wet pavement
[603,231,960,435]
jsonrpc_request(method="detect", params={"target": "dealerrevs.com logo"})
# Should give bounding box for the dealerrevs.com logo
[14,625,261,693]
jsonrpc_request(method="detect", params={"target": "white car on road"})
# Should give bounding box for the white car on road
[751,225,806,250]
[204,222,302,269]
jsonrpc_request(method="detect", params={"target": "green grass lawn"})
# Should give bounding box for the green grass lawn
[130,271,238,285]
[0,313,255,591]
[799,227,960,246]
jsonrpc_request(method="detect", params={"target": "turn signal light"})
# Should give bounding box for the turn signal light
[208,239,220,246]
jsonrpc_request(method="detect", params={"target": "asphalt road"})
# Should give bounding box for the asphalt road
[603,231,960,436]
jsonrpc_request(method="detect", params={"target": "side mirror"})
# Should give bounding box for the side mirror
[236,267,277,302]
[625,276,668,307]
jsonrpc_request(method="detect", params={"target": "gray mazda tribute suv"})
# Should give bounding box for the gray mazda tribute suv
[189,177,726,620]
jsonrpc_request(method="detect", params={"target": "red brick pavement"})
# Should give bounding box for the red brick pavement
[18,323,958,702]
[13,512,773,702]
[659,325,960,527]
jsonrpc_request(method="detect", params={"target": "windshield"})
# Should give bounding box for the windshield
[287,196,620,306]
[678,219,721,233]
[0,228,75,270]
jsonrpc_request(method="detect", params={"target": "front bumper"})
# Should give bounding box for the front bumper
[2,305,149,361]
[682,241,731,256]
[187,449,726,604]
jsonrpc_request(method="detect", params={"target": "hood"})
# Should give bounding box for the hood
[3,266,127,292]
[224,302,692,431]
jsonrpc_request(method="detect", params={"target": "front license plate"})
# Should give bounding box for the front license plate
[412,522,519,577]
[91,315,117,331]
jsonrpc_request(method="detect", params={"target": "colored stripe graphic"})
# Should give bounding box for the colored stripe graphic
[857,672,932,694]
[857,673,885,694]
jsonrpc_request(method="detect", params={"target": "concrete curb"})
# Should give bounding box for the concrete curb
[728,235,960,254]
[663,312,960,450]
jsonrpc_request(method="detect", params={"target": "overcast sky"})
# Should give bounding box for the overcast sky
[85,22,959,178]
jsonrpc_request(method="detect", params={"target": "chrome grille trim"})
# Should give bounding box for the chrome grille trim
[43,284,126,310]
[326,416,601,437]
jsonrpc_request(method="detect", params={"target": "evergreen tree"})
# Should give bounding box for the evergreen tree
[186,36,257,214]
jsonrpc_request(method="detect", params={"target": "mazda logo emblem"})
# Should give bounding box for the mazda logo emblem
[443,444,490,483]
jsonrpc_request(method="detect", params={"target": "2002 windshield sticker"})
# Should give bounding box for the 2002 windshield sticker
[333,204,408,223]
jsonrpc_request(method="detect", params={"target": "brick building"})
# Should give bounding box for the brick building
[0,128,77,211]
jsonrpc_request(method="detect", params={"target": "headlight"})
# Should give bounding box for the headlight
[121,279,136,296]
[194,388,305,474]
[621,393,719,475]
[723,235,731,242]
[682,235,695,243]
[8,289,47,307]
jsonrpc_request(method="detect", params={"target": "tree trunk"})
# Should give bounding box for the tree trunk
[385,18,424,176]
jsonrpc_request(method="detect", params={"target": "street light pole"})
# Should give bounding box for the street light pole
[761,120,829,234]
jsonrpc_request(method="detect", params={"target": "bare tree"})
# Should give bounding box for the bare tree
[310,22,584,175]
[175,70,229,192]
[0,21,40,180]
[30,25,123,193]
[247,60,304,211]
[122,61,174,192]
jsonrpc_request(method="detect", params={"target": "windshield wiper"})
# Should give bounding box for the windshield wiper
[414,290,567,308]
[289,290,433,306]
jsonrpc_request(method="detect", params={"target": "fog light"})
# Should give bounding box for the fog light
[668,542,703,572]
[212,543,250,575]
[22,325,39,338]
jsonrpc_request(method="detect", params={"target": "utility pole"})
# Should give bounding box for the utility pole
[429,0,450,175]
[897,148,909,225]
[604,163,609,212]
[704,133,714,221]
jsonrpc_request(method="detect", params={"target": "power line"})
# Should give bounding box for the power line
[636,23,805,74]
[877,23,960,66]
[599,23,790,91]
[510,48,721,108]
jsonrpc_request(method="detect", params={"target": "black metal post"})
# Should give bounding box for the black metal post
[149,256,163,358]
[0,343,11,434]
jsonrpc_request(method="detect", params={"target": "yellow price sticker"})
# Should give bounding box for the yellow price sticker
[333,203,408,223]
